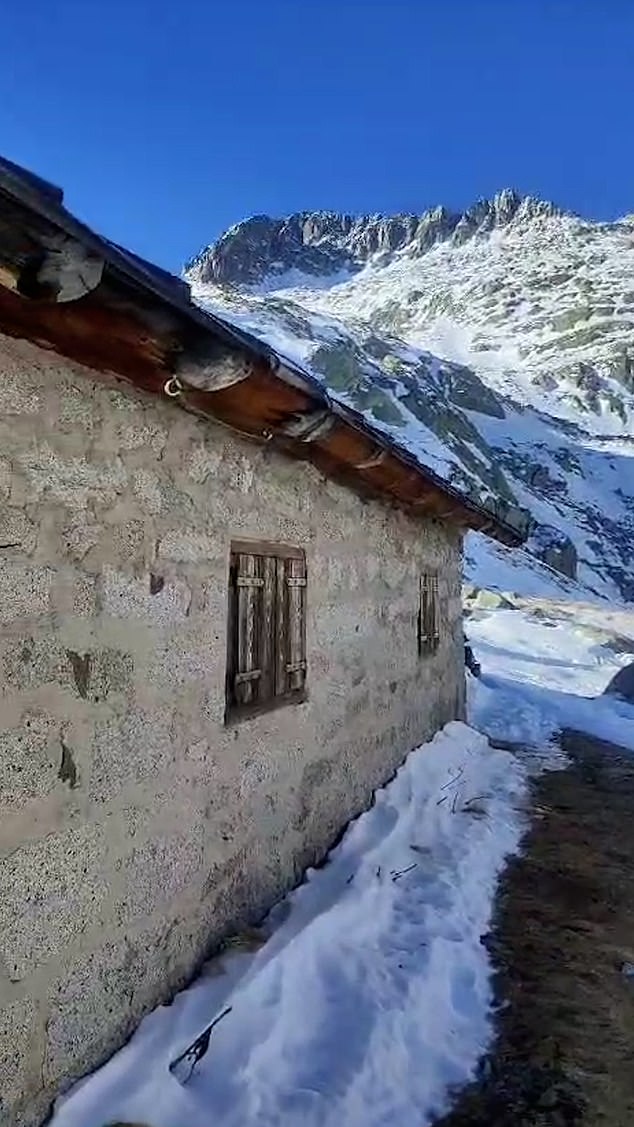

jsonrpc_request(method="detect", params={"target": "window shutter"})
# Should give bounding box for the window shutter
[419,573,430,650]
[430,573,440,644]
[419,572,440,656]
[286,554,307,693]
[439,575,449,642]
[274,556,288,696]
[234,553,263,705]
[259,555,277,702]
[226,542,307,720]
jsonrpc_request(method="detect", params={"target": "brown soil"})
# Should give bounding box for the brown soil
[435,729,634,1127]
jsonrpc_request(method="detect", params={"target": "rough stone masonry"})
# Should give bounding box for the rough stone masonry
[0,330,465,1126]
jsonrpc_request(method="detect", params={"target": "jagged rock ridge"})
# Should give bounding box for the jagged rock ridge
[185,189,634,603]
[188,190,562,288]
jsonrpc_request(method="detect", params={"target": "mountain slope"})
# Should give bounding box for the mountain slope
[186,192,634,602]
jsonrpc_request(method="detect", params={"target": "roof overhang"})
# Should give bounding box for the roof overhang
[0,156,529,546]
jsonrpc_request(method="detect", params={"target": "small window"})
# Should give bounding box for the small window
[418,572,440,656]
[225,541,307,722]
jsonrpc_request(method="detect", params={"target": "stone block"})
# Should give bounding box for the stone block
[58,384,96,432]
[118,419,167,454]
[3,633,128,704]
[133,468,162,514]
[44,939,140,1087]
[60,514,101,561]
[101,565,191,625]
[19,442,127,509]
[0,711,61,809]
[146,630,216,689]
[159,479,198,517]
[2,636,73,694]
[113,829,203,923]
[72,572,99,617]
[107,519,146,563]
[157,527,220,563]
[0,822,108,980]
[186,442,223,484]
[88,648,134,703]
[100,386,138,414]
[0,997,40,1125]
[0,456,11,500]
[0,507,36,555]
[49,567,99,621]
[44,917,201,1089]
[3,371,41,414]
[0,565,53,624]
[90,704,176,803]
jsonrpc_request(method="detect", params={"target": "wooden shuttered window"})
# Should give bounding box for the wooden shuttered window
[418,572,440,657]
[226,541,307,721]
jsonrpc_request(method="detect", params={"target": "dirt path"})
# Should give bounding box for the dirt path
[435,729,634,1127]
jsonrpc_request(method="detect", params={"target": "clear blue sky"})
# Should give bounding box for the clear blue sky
[2,1,632,272]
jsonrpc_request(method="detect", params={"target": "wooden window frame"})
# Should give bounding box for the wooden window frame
[418,571,440,657]
[225,540,307,724]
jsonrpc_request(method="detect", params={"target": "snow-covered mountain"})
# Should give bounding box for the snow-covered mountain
[186,192,634,602]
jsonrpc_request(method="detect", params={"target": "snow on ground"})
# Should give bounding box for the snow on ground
[468,601,634,755]
[51,724,527,1127]
[50,572,634,1127]
[464,533,594,602]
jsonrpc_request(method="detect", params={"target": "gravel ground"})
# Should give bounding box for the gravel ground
[435,728,634,1127]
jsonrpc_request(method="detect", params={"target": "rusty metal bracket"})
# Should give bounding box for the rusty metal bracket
[354,447,388,470]
[279,408,336,443]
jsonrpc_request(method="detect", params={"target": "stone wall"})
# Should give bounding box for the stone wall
[0,331,465,1126]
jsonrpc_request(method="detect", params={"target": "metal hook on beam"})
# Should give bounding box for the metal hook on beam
[163,375,184,398]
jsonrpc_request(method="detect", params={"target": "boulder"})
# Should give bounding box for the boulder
[528,523,578,580]
[464,587,517,610]
[603,662,634,702]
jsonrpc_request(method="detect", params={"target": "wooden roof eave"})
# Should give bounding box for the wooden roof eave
[174,362,509,538]
[0,167,525,546]
[0,273,519,543]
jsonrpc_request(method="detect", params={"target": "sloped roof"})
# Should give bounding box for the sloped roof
[0,155,529,545]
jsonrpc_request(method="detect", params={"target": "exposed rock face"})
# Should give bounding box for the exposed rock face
[187,190,562,288]
[185,186,634,601]
[603,662,634,701]
[528,524,578,580]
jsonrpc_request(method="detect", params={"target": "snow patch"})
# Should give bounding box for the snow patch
[468,605,634,754]
[51,723,527,1127]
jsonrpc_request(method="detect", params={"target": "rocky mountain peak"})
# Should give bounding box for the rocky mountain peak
[188,184,634,602]
[186,190,563,288]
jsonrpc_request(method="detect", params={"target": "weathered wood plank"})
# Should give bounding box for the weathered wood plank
[231,539,305,560]
[419,574,429,650]
[225,555,238,713]
[419,572,440,656]
[235,669,262,685]
[260,555,277,703]
[431,574,440,642]
[274,557,288,697]
[287,555,306,692]
[237,553,258,705]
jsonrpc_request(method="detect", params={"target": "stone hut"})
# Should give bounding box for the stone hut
[0,156,528,1126]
